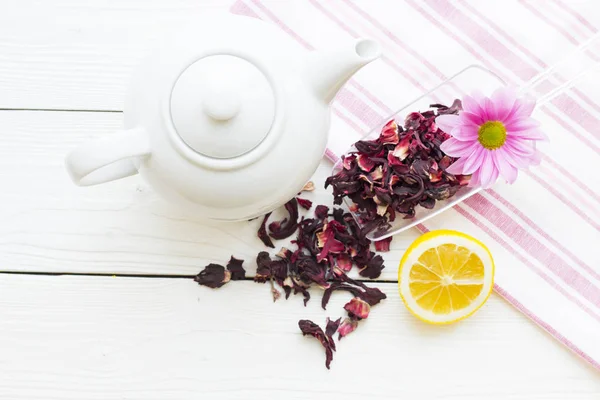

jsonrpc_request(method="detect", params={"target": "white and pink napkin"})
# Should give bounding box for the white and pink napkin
[230,0,600,368]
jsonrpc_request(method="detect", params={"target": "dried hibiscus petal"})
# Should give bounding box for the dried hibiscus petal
[338,317,358,340]
[344,298,370,319]
[316,221,345,263]
[355,139,383,156]
[321,280,387,310]
[357,154,376,172]
[269,198,299,240]
[326,101,466,237]
[325,317,341,351]
[374,237,392,252]
[335,253,352,273]
[255,251,272,282]
[194,263,231,289]
[361,285,387,306]
[358,253,385,279]
[226,256,246,280]
[297,197,313,210]
[297,255,329,288]
[380,119,400,145]
[298,319,336,369]
[314,205,330,220]
[257,212,275,248]
[392,134,411,161]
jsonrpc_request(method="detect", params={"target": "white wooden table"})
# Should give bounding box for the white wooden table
[1,1,598,398]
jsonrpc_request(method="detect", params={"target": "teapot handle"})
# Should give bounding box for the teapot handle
[65,127,151,186]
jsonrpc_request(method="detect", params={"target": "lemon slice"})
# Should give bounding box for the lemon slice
[398,230,494,324]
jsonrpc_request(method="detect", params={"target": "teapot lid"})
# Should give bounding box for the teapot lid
[170,54,275,159]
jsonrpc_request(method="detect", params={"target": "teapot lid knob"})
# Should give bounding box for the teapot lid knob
[202,88,241,121]
[170,55,275,160]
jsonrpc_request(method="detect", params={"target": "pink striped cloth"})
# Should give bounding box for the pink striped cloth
[230,0,600,368]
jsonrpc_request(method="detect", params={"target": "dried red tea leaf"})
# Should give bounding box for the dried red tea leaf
[337,317,359,340]
[374,237,392,252]
[297,254,329,288]
[226,256,246,280]
[380,119,400,145]
[432,99,462,115]
[457,174,471,186]
[392,135,411,161]
[358,253,385,279]
[344,298,370,320]
[325,317,342,351]
[314,205,330,220]
[321,279,386,310]
[361,285,387,306]
[257,212,275,248]
[294,283,311,306]
[355,139,383,156]
[255,251,272,283]
[277,247,292,260]
[321,283,362,310]
[326,101,467,237]
[269,198,299,240]
[357,154,376,172]
[419,197,436,209]
[335,253,352,273]
[194,263,231,289]
[342,154,356,170]
[370,165,384,181]
[298,319,335,369]
[297,197,313,210]
[315,222,346,263]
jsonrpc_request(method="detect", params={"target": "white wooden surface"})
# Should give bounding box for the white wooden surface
[1,275,599,400]
[0,1,598,398]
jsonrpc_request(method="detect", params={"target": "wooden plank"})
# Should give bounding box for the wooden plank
[0,0,289,110]
[1,274,598,399]
[0,110,419,276]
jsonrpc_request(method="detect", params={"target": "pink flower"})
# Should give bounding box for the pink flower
[436,87,546,188]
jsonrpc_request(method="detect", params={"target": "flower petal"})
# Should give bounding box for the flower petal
[482,97,496,120]
[505,137,536,156]
[462,146,486,175]
[440,138,478,157]
[450,124,479,141]
[445,156,468,175]
[497,146,530,169]
[492,86,517,122]
[479,151,499,188]
[460,111,485,127]
[463,91,485,114]
[493,150,518,184]
[508,128,548,141]
[504,95,536,125]
[505,118,541,132]
[469,168,482,188]
[530,147,542,166]
[514,96,536,118]
[436,114,460,134]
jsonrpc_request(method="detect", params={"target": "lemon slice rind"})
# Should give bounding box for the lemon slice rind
[398,230,495,324]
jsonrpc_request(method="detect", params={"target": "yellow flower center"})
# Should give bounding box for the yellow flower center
[478,121,507,150]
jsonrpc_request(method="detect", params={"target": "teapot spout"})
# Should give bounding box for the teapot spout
[305,38,381,104]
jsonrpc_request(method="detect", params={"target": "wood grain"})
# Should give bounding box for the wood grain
[0,110,419,276]
[0,0,290,110]
[1,273,599,400]
[1,1,598,396]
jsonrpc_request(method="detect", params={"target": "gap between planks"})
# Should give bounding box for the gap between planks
[0,270,400,284]
[0,107,123,113]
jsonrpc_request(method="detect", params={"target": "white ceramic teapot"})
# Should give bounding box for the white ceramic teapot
[65,14,380,220]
